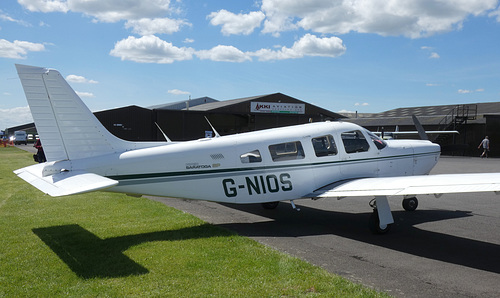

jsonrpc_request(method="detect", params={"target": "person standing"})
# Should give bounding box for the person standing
[34,138,46,163]
[478,136,490,158]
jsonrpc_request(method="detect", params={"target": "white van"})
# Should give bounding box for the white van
[14,131,28,145]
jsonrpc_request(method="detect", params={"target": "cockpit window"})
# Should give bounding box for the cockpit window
[366,130,387,150]
[312,135,337,157]
[341,130,370,153]
[240,150,262,163]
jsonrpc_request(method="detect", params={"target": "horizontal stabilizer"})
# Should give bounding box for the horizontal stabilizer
[14,164,118,197]
[311,173,500,198]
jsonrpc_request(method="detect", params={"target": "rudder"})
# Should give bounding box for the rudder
[16,64,129,162]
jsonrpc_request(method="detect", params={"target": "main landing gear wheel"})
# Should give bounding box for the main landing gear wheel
[261,201,279,210]
[402,197,418,211]
[369,209,392,234]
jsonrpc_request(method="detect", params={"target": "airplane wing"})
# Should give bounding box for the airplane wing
[14,164,118,197]
[309,173,500,198]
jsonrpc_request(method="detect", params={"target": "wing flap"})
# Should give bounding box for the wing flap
[311,173,500,198]
[14,164,118,197]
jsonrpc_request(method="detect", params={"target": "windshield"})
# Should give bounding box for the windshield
[366,130,387,150]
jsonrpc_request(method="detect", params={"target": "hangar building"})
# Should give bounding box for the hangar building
[6,93,500,157]
[94,93,345,141]
[343,102,500,157]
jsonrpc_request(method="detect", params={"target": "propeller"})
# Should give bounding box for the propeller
[411,115,428,140]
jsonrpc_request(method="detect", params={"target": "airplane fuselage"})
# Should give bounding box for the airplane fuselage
[65,121,440,203]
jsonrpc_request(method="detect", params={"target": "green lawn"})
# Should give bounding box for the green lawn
[0,147,388,297]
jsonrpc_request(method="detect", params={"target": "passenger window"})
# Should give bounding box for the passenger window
[240,150,262,163]
[269,141,305,162]
[312,135,337,157]
[341,130,370,153]
[367,131,387,150]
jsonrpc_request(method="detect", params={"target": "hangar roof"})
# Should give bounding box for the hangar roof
[184,92,346,119]
[344,101,500,127]
[375,102,500,117]
[183,95,264,112]
[149,97,218,110]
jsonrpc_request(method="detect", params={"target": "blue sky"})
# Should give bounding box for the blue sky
[1,0,500,130]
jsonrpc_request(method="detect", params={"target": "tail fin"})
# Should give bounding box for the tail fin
[16,64,130,161]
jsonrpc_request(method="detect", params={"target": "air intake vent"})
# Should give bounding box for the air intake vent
[210,153,224,160]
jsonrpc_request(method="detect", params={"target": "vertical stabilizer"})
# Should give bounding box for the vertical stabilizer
[16,64,128,161]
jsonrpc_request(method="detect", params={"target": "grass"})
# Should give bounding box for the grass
[0,146,388,297]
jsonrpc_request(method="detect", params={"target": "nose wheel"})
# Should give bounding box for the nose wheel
[402,197,418,211]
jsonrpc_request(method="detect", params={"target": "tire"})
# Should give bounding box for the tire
[261,201,279,210]
[369,210,392,234]
[402,197,418,212]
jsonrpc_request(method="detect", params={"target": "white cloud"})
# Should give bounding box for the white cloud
[0,39,45,59]
[183,38,194,43]
[66,74,98,84]
[208,9,265,35]
[490,6,500,21]
[0,106,33,130]
[196,45,251,62]
[429,52,440,59]
[125,17,190,35]
[0,10,31,26]
[260,0,499,38]
[75,91,95,98]
[252,34,346,61]
[110,35,194,64]
[457,88,485,94]
[17,0,68,13]
[355,102,369,106]
[18,0,177,23]
[421,46,440,59]
[109,34,346,64]
[337,109,355,113]
[168,89,190,95]
[68,0,171,23]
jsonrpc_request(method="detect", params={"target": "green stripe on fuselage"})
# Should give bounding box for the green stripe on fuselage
[107,151,439,184]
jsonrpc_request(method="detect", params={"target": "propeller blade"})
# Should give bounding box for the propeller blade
[412,115,428,140]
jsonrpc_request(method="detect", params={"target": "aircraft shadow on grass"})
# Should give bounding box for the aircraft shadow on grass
[32,224,228,279]
[217,203,500,274]
[32,204,500,278]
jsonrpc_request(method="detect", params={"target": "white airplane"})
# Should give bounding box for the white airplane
[13,64,500,234]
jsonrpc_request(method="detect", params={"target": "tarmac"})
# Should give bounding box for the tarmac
[149,156,500,298]
[15,144,500,297]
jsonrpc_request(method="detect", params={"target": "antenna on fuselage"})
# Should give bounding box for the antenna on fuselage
[204,116,221,138]
[155,122,172,142]
[411,115,429,140]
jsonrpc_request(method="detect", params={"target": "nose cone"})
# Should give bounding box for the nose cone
[412,140,441,154]
[384,139,441,175]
